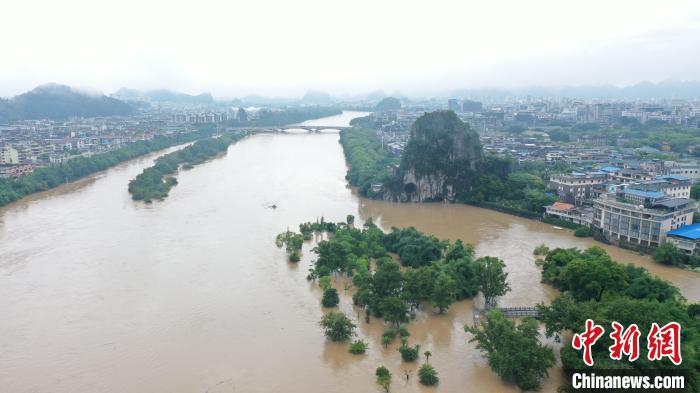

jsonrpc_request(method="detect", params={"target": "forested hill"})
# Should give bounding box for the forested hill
[0,84,134,121]
[392,111,483,202]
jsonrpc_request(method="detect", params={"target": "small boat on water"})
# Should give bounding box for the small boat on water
[552,226,564,230]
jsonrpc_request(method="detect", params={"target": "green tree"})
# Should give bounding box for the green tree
[382,296,409,327]
[424,350,432,363]
[430,273,457,313]
[375,366,392,392]
[322,288,340,307]
[652,242,687,266]
[319,312,356,342]
[475,257,511,308]
[348,339,368,354]
[558,253,627,302]
[401,266,434,310]
[397,339,420,362]
[466,311,555,391]
[418,363,439,386]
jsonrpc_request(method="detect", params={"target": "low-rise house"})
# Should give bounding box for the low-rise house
[666,224,700,255]
[545,201,593,226]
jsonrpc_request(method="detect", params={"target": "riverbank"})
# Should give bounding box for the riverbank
[128,131,249,202]
[338,126,700,272]
[0,124,219,208]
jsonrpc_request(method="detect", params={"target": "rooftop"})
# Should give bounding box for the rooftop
[622,188,665,199]
[667,224,700,240]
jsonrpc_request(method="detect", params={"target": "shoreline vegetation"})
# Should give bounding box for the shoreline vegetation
[0,124,219,208]
[0,108,345,208]
[275,217,700,391]
[128,131,248,202]
[534,245,700,392]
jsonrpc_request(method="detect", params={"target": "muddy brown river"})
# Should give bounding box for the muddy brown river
[1,112,698,393]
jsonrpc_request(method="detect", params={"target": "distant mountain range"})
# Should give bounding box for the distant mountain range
[450,80,700,100]
[0,84,134,122]
[113,88,214,104]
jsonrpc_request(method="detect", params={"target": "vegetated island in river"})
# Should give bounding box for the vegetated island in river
[128,131,248,202]
[0,123,218,208]
[275,217,700,392]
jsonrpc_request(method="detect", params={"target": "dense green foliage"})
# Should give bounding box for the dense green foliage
[0,125,218,207]
[338,128,399,197]
[348,339,368,354]
[321,288,340,307]
[536,247,700,392]
[128,131,247,202]
[466,311,555,391]
[283,218,509,327]
[399,110,483,183]
[418,363,439,386]
[397,339,420,362]
[319,312,356,342]
[573,226,593,237]
[540,247,681,302]
[653,241,698,266]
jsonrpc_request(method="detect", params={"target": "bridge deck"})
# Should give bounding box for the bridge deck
[472,306,539,324]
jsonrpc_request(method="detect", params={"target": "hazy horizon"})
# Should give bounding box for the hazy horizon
[3,0,700,98]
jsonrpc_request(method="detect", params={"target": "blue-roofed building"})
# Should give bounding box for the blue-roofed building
[593,190,697,249]
[600,166,622,173]
[667,224,700,255]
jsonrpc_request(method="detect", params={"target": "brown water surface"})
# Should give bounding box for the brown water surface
[0,115,697,393]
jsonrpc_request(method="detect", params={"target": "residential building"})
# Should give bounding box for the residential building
[544,201,593,226]
[549,171,608,205]
[0,146,19,164]
[666,224,700,255]
[592,189,697,248]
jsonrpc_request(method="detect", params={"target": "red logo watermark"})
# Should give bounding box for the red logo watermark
[572,320,682,366]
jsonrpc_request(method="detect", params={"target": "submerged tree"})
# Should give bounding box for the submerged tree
[319,312,355,342]
[321,288,340,307]
[418,363,439,386]
[376,366,392,392]
[466,311,554,391]
[430,273,457,313]
[475,256,511,309]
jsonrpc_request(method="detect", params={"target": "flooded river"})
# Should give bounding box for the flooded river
[0,112,697,393]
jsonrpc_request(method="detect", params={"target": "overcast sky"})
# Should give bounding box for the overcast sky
[2,0,700,98]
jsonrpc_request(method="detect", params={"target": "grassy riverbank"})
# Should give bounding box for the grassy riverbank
[0,124,218,207]
[128,131,248,202]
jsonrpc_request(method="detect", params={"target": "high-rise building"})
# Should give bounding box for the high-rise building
[448,99,460,113]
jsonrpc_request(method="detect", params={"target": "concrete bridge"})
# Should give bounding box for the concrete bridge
[229,125,350,134]
[472,306,539,324]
